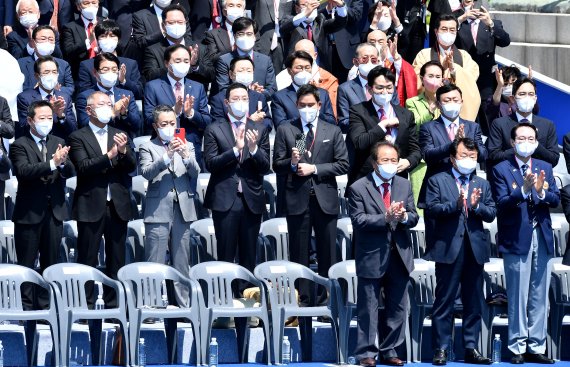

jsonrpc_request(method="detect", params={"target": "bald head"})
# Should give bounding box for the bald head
[294,39,317,60]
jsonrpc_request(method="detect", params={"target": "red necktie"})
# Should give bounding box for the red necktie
[306,24,313,41]
[381,182,390,209]
[379,107,391,136]
[211,0,221,29]
[447,122,456,141]
[87,22,97,58]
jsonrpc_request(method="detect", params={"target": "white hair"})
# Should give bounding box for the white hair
[16,0,40,14]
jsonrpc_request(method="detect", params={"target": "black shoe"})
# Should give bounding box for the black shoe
[524,353,554,364]
[433,349,447,366]
[317,315,332,323]
[464,349,492,365]
[511,354,524,364]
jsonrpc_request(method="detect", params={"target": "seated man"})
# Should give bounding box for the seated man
[209,56,272,131]
[75,53,142,138]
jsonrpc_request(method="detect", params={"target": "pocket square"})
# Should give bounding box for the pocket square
[323,139,330,143]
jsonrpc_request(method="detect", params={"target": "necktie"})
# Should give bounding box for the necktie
[364,84,371,101]
[521,164,529,177]
[447,122,456,141]
[212,0,221,29]
[459,175,468,216]
[174,81,183,101]
[305,123,314,151]
[520,118,530,123]
[40,139,47,162]
[381,182,390,209]
[306,24,313,41]
[471,21,478,46]
[46,94,52,102]
[379,108,391,136]
[87,22,97,58]
[50,0,59,32]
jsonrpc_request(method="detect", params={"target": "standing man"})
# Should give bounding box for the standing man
[10,100,74,310]
[0,96,15,220]
[139,104,200,307]
[68,91,136,307]
[203,83,271,276]
[490,123,559,364]
[348,141,419,367]
[424,137,496,366]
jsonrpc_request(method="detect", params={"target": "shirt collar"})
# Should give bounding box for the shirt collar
[236,48,253,58]
[225,21,233,32]
[358,75,368,87]
[228,112,247,126]
[38,87,52,100]
[451,167,464,180]
[438,44,451,56]
[440,114,459,129]
[81,15,96,27]
[515,155,531,170]
[30,131,45,145]
[167,74,184,88]
[154,5,163,18]
[89,121,107,134]
[167,37,185,46]
[372,170,392,187]
[97,84,114,94]
[515,111,533,123]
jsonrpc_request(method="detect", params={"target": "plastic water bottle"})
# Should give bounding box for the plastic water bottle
[139,338,146,367]
[0,340,4,367]
[209,338,218,367]
[447,337,455,362]
[161,281,169,308]
[69,346,78,366]
[493,334,502,363]
[282,336,291,364]
[347,356,357,365]
[95,283,105,310]
[69,248,76,263]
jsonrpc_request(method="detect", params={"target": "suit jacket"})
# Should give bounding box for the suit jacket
[75,87,142,137]
[61,17,104,78]
[487,113,559,168]
[491,156,560,255]
[424,170,496,264]
[454,18,510,99]
[347,101,421,185]
[418,117,487,206]
[328,0,363,69]
[273,118,349,216]
[7,24,63,59]
[16,87,77,139]
[143,75,211,144]
[9,133,74,224]
[106,0,152,49]
[188,0,214,43]
[254,0,292,55]
[270,85,336,129]
[208,89,273,131]
[36,0,74,29]
[130,7,166,52]
[337,77,366,132]
[139,136,200,223]
[203,118,271,214]
[347,173,418,278]
[0,97,14,182]
[563,132,570,175]
[0,0,14,27]
[214,51,276,98]
[560,184,570,266]
[68,125,136,222]
[18,55,74,96]
[78,56,144,100]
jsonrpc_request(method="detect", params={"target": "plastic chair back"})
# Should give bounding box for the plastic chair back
[259,218,289,260]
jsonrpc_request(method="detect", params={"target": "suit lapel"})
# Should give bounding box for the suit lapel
[221,119,236,148]
[285,86,297,106]
[219,29,231,52]
[507,156,525,190]
[393,105,405,145]
[311,120,326,162]
[83,126,104,155]
[25,135,43,162]
[434,117,451,142]
[444,170,460,197]
[160,77,176,105]
[350,78,366,101]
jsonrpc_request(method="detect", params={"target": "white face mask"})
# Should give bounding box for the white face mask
[34,120,53,137]
[229,101,249,118]
[515,141,538,158]
[226,8,244,23]
[234,72,254,87]
[441,102,462,120]
[293,70,312,86]
[437,32,456,47]
[358,62,377,78]
[98,38,118,53]
[516,96,536,113]
[35,41,55,56]
[373,93,392,108]
[155,0,172,8]
[170,62,190,79]
[19,14,38,28]
[299,107,318,124]
[377,17,391,31]
[81,6,98,20]
[95,106,114,124]
[99,72,118,88]
[463,5,472,11]
[235,36,255,52]
[41,74,59,91]
[165,24,186,39]
[376,163,397,181]
[501,85,513,98]
[158,126,175,142]
[455,157,477,175]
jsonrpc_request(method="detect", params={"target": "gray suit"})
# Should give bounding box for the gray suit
[347,173,418,360]
[139,137,200,306]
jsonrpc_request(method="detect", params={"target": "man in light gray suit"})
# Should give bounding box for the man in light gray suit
[139,104,201,307]
[347,140,419,367]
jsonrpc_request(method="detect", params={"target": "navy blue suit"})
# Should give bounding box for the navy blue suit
[214,51,276,99]
[77,56,144,100]
[424,169,496,351]
[208,89,273,131]
[270,85,336,129]
[7,25,63,59]
[418,117,487,207]
[337,77,366,132]
[17,55,75,96]
[0,0,14,28]
[16,88,77,139]
[75,87,142,138]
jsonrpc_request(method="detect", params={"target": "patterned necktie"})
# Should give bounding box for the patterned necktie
[40,139,47,162]
[46,94,52,102]
[379,107,391,136]
[211,0,221,29]
[87,22,97,58]
[381,182,390,209]
[306,24,313,41]
[174,81,183,101]
[459,175,468,216]
[447,122,456,141]
[305,123,314,151]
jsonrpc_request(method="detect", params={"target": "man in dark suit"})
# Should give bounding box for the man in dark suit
[0,96,15,220]
[214,17,276,98]
[347,66,420,186]
[144,44,211,164]
[188,0,217,43]
[490,122,558,364]
[347,141,419,367]
[559,184,570,266]
[418,84,487,208]
[16,55,77,139]
[425,137,496,366]
[204,82,271,276]
[78,20,144,100]
[10,100,74,310]
[273,83,349,308]
[253,0,290,72]
[0,0,14,38]
[60,0,104,79]
[141,4,212,86]
[105,0,152,51]
[271,50,336,129]
[487,77,559,169]
[4,0,74,35]
[17,25,74,96]
[68,90,136,307]
[209,56,272,130]
[75,53,142,138]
